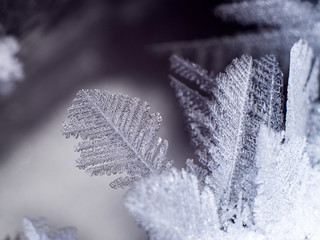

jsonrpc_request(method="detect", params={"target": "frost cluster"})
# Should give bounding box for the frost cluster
[63,40,320,239]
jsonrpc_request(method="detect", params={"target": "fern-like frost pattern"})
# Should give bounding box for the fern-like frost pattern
[63,89,171,188]
[61,40,320,239]
[171,53,284,225]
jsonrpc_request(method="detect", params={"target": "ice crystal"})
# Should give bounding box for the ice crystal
[255,126,308,230]
[254,78,320,238]
[126,135,320,239]
[125,169,220,240]
[171,52,284,225]
[286,40,320,169]
[124,39,320,239]
[125,169,265,240]
[254,126,320,239]
[286,39,314,138]
[20,218,77,240]
[63,89,172,188]
[0,36,23,96]
[62,40,320,239]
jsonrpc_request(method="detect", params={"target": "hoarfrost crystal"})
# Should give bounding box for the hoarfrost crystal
[127,40,320,238]
[63,89,172,188]
[125,169,264,240]
[63,40,320,239]
[171,52,284,225]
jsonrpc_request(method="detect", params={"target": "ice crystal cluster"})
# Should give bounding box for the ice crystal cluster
[18,218,77,240]
[64,40,320,239]
[153,0,320,73]
[0,36,23,96]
